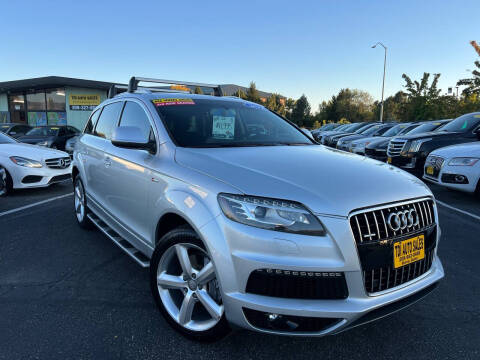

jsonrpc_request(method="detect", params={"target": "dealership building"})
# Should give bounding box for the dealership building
[0,76,278,131]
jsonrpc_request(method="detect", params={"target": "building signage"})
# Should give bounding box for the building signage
[69,94,101,111]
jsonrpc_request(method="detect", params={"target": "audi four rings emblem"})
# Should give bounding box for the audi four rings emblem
[387,209,419,231]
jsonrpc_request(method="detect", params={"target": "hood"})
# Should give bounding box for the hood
[431,142,480,158]
[17,135,55,144]
[338,134,364,143]
[395,131,462,141]
[351,136,379,145]
[175,145,431,217]
[367,137,391,149]
[0,143,68,161]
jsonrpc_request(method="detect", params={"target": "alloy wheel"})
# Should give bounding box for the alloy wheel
[0,167,7,196]
[74,179,85,222]
[156,243,224,332]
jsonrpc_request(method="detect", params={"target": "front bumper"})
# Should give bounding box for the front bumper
[423,163,479,193]
[199,210,444,336]
[388,155,425,176]
[9,164,72,189]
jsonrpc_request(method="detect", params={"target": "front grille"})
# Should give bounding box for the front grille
[350,199,435,244]
[243,308,341,333]
[425,156,444,178]
[350,199,437,294]
[45,157,71,169]
[363,249,435,293]
[387,139,408,157]
[246,269,348,300]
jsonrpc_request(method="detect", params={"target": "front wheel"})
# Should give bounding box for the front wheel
[150,227,231,342]
[0,166,12,196]
[74,177,93,229]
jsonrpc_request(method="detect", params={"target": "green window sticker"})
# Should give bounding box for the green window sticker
[212,116,235,139]
[461,120,468,130]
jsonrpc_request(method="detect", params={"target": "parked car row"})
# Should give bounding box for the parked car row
[316,113,480,196]
[0,123,80,154]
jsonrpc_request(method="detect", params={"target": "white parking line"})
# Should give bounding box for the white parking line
[436,199,480,221]
[0,193,73,218]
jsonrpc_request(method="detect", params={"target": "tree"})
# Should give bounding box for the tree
[401,72,442,120]
[194,86,203,94]
[246,82,260,103]
[291,94,311,127]
[457,60,480,97]
[315,89,375,123]
[233,89,246,99]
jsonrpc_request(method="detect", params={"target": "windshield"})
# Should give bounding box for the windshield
[0,132,17,144]
[26,127,59,136]
[349,123,368,132]
[437,113,480,133]
[406,121,445,135]
[382,124,413,137]
[0,125,11,133]
[361,124,382,136]
[319,124,336,131]
[155,99,313,147]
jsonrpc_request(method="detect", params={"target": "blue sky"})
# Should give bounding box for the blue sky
[1,0,479,110]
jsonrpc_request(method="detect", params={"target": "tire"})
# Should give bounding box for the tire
[475,179,480,199]
[73,177,93,229]
[150,227,231,342]
[0,166,12,197]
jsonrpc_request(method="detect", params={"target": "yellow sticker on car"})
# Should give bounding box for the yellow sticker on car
[152,98,195,106]
[426,166,434,175]
[393,235,425,269]
[387,157,392,164]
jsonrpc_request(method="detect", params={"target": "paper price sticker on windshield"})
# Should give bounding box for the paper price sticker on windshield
[152,98,195,106]
[212,116,235,139]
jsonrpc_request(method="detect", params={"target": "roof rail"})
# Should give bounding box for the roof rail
[108,84,128,99]
[128,77,223,97]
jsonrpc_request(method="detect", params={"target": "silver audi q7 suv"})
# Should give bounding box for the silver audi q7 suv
[72,77,444,341]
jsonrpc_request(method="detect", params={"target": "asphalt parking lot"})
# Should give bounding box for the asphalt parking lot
[0,181,479,360]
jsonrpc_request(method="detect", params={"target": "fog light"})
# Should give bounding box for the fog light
[455,175,466,183]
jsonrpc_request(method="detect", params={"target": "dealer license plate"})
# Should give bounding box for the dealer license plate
[387,157,392,164]
[426,166,434,175]
[393,235,425,269]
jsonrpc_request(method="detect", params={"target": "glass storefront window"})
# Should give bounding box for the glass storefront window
[46,88,66,111]
[26,92,46,111]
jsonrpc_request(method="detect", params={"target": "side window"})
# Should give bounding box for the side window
[84,109,101,134]
[119,101,153,141]
[58,127,66,136]
[94,102,124,140]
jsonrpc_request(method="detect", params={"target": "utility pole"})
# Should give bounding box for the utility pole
[372,42,387,123]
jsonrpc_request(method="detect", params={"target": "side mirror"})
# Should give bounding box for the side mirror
[9,131,16,135]
[111,126,155,153]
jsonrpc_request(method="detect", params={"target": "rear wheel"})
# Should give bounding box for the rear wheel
[150,227,230,342]
[74,177,93,229]
[475,179,480,198]
[0,166,12,197]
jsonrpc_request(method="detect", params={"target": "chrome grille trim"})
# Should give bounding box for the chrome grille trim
[349,198,436,244]
[387,139,408,157]
[45,157,71,169]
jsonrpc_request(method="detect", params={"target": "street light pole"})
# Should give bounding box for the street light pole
[372,42,387,123]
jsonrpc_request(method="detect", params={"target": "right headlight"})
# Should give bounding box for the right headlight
[217,193,326,236]
[448,157,479,166]
[10,156,43,168]
[408,138,432,153]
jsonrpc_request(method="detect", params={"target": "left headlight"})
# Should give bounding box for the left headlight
[218,193,326,236]
[10,156,43,168]
[448,157,479,166]
[408,138,432,153]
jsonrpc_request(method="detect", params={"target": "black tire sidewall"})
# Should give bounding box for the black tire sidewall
[150,227,231,342]
[0,167,12,196]
[74,177,93,229]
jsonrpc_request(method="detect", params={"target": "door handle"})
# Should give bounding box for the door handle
[104,157,112,168]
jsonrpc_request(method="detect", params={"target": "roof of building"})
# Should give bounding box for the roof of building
[0,76,119,93]
[0,76,283,99]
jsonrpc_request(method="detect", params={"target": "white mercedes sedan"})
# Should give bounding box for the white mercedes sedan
[0,132,72,196]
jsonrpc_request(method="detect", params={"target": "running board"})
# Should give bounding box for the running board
[87,213,150,268]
